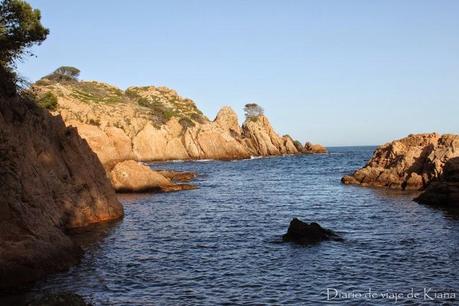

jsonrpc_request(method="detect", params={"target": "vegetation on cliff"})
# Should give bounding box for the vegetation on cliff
[35,69,207,128]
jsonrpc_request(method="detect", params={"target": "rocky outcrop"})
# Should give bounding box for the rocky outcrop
[242,115,298,156]
[155,170,197,182]
[282,218,341,245]
[0,95,123,289]
[33,80,304,164]
[342,133,459,190]
[415,157,459,208]
[109,160,196,192]
[303,142,328,154]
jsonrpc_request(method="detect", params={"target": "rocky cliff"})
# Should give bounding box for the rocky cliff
[342,133,459,190]
[33,79,302,166]
[0,94,123,288]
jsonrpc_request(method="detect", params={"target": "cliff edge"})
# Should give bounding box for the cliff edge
[0,94,123,288]
[33,78,303,165]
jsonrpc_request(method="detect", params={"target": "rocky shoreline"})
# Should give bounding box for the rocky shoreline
[342,133,459,191]
[342,133,459,208]
[1,74,327,290]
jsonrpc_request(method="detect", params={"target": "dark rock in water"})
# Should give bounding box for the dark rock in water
[27,293,90,306]
[282,218,341,245]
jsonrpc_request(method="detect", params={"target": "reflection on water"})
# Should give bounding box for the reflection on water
[20,147,459,305]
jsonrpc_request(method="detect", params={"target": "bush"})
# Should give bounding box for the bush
[37,92,58,110]
[179,117,195,129]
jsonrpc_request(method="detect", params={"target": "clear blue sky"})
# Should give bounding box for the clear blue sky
[18,0,459,146]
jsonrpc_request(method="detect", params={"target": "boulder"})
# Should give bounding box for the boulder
[303,142,328,154]
[415,157,459,208]
[342,133,459,190]
[109,160,196,192]
[282,218,341,245]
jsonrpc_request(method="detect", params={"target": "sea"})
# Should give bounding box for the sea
[23,147,459,305]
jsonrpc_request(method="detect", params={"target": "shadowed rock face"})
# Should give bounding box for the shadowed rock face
[415,157,459,208]
[342,133,459,191]
[0,95,123,289]
[282,218,341,245]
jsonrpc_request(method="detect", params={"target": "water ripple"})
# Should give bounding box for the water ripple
[27,147,459,305]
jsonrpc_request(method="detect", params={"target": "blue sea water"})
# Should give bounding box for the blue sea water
[27,147,459,305]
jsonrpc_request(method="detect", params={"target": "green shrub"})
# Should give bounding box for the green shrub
[37,92,58,110]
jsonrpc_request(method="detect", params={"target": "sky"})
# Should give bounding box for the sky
[18,0,459,146]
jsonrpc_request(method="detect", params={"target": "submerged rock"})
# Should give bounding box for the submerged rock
[415,157,459,208]
[282,218,341,245]
[342,133,459,190]
[109,160,197,193]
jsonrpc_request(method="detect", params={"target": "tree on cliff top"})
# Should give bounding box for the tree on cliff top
[244,103,264,120]
[42,66,80,83]
[0,0,49,94]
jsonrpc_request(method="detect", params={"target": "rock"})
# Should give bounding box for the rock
[214,106,242,136]
[133,120,191,161]
[242,115,299,156]
[27,293,89,306]
[155,170,197,182]
[342,133,459,190]
[282,218,341,245]
[303,142,328,154]
[0,95,123,289]
[415,157,459,208]
[109,160,196,192]
[183,122,251,160]
[68,121,122,167]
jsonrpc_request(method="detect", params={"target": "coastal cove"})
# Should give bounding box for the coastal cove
[1,1,459,304]
[22,147,459,305]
